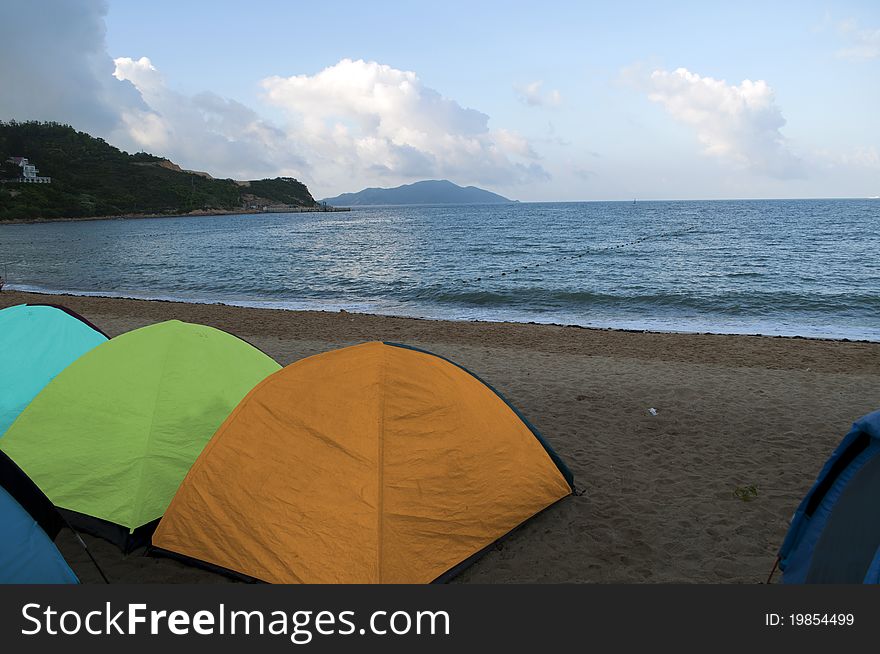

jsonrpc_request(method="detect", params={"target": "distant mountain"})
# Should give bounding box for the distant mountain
[322,179,514,206]
[0,121,317,221]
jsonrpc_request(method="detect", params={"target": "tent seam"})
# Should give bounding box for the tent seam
[131,324,177,533]
[152,329,281,496]
[377,344,387,583]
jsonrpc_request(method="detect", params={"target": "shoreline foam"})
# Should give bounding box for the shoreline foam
[6,283,878,344]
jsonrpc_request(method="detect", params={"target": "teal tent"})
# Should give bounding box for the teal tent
[0,304,107,436]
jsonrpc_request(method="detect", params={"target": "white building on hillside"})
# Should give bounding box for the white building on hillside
[5,156,51,183]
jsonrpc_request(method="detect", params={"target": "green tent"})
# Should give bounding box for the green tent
[0,320,280,550]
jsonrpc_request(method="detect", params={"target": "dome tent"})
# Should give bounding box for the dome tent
[0,304,107,436]
[0,451,78,584]
[0,320,281,551]
[153,341,574,583]
[778,409,880,583]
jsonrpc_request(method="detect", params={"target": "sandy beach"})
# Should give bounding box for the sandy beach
[3,289,879,584]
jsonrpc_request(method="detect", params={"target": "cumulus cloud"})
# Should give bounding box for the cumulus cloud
[645,67,804,178]
[1,5,541,192]
[0,1,306,181]
[515,81,562,107]
[113,57,307,179]
[0,0,144,135]
[836,19,880,60]
[261,59,548,191]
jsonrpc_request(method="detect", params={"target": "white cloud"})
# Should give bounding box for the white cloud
[515,80,562,107]
[836,19,880,60]
[113,56,307,180]
[1,4,543,193]
[0,2,307,181]
[494,128,540,158]
[645,67,804,178]
[261,58,548,192]
[0,1,145,135]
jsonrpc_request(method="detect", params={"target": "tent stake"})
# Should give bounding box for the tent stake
[765,556,780,585]
[66,522,110,584]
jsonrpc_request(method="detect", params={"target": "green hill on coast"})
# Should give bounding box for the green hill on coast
[0,121,317,221]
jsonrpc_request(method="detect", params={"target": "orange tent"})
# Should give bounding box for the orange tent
[152,341,574,583]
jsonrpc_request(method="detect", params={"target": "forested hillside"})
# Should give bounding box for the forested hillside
[0,121,316,220]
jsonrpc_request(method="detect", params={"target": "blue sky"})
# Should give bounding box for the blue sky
[2,1,878,199]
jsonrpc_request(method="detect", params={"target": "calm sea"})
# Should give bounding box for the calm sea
[1,199,878,340]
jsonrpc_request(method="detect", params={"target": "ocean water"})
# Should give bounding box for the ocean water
[1,199,878,340]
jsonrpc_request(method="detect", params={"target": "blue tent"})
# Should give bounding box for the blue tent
[0,451,78,584]
[778,409,880,583]
[0,304,107,436]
